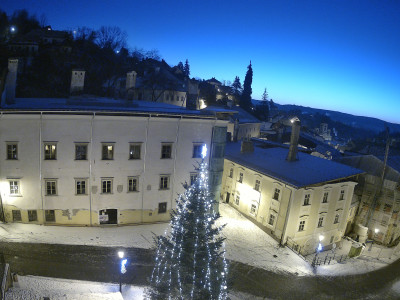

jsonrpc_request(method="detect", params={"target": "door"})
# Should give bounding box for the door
[99,209,118,225]
[226,192,230,203]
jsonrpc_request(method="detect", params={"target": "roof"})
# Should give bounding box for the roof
[0,97,215,118]
[228,106,261,124]
[225,142,363,189]
[335,155,400,183]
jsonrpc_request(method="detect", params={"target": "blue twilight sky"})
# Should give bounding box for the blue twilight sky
[3,0,400,124]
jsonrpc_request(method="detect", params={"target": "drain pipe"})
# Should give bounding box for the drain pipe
[40,112,44,223]
[280,184,294,246]
[141,115,151,223]
[89,112,95,226]
[171,116,182,210]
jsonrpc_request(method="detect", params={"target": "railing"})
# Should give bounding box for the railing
[311,253,349,267]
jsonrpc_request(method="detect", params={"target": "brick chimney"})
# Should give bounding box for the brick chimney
[241,138,254,153]
[5,58,18,104]
[70,70,85,94]
[286,117,301,162]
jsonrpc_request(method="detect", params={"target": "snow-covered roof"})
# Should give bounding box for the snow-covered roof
[228,106,261,124]
[225,142,363,188]
[1,97,214,118]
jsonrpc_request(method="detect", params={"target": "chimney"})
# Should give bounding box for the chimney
[70,70,85,95]
[126,71,137,90]
[286,117,301,162]
[241,138,254,153]
[5,58,18,104]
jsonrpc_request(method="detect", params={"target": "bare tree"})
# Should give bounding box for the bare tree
[96,26,127,51]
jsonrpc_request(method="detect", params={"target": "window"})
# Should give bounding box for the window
[161,144,172,159]
[304,194,310,206]
[268,214,275,226]
[129,144,141,160]
[45,180,57,196]
[318,217,324,228]
[273,188,281,201]
[7,143,18,160]
[384,203,392,213]
[75,144,88,160]
[101,178,113,194]
[9,180,20,195]
[250,204,257,215]
[28,210,37,222]
[298,220,306,231]
[128,177,138,192]
[339,190,345,200]
[45,210,55,222]
[212,144,224,158]
[160,175,170,190]
[158,202,167,214]
[229,168,233,178]
[254,179,261,191]
[322,192,329,203]
[190,173,198,185]
[44,143,57,160]
[75,179,87,195]
[235,195,240,205]
[334,214,340,224]
[12,210,21,222]
[102,144,114,160]
[192,144,204,158]
[238,172,243,183]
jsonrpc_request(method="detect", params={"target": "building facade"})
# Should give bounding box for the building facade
[0,100,227,226]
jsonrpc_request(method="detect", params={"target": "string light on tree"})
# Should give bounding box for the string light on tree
[149,144,228,299]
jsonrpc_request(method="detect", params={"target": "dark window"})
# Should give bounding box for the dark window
[238,172,243,183]
[102,144,114,160]
[129,144,141,159]
[299,220,305,231]
[12,210,21,222]
[192,144,203,158]
[304,194,311,206]
[254,179,261,191]
[318,217,324,228]
[268,214,275,226]
[102,179,112,193]
[28,210,37,222]
[229,168,233,178]
[160,176,170,190]
[161,144,172,159]
[45,210,55,222]
[334,214,340,224]
[158,202,167,214]
[7,144,18,160]
[128,177,138,192]
[322,192,329,203]
[273,188,280,201]
[76,180,86,195]
[212,144,224,158]
[44,143,57,160]
[190,173,198,185]
[339,190,345,200]
[46,180,57,195]
[75,144,88,160]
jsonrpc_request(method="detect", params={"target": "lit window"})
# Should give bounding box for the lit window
[339,190,345,200]
[254,179,261,191]
[129,144,141,160]
[322,192,329,203]
[75,144,88,160]
[161,144,172,159]
[235,195,240,205]
[101,179,113,194]
[9,180,20,195]
[44,143,57,160]
[192,144,204,158]
[238,172,243,183]
[268,214,275,226]
[75,179,87,195]
[128,177,138,192]
[45,180,57,195]
[158,202,167,214]
[190,173,198,185]
[304,194,311,206]
[334,214,340,224]
[273,188,280,201]
[298,220,306,231]
[229,168,233,178]
[160,175,170,190]
[318,217,324,228]
[7,143,18,160]
[102,144,114,160]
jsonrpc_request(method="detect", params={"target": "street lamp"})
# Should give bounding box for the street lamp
[312,235,324,268]
[118,251,127,293]
[369,228,379,251]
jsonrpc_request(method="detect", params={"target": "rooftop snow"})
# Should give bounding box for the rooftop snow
[1,97,215,118]
[225,142,363,188]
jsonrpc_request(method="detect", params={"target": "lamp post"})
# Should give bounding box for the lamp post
[369,228,379,251]
[118,251,127,293]
[312,235,324,268]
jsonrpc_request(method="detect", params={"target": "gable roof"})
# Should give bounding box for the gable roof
[225,142,363,189]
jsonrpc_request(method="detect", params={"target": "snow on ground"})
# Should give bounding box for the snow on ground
[0,202,398,277]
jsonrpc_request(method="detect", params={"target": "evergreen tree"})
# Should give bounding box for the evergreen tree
[262,88,268,101]
[177,61,184,73]
[184,59,190,77]
[149,146,228,300]
[231,76,242,105]
[240,61,253,111]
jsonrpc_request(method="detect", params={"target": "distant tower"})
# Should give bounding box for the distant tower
[5,58,18,104]
[70,70,85,94]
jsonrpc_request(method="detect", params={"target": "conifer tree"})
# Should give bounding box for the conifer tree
[262,88,268,101]
[177,61,184,72]
[240,61,253,112]
[184,59,190,77]
[149,145,228,300]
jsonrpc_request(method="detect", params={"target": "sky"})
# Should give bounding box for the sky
[2,0,400,124]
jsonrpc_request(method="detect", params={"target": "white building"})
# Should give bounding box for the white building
[0,97,227,226]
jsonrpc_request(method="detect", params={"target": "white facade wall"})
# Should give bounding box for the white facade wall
[0,112,226,226]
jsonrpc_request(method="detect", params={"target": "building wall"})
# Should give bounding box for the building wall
[134,89,187,107]
[0,113,226,226]
[221,158,357,254]
[226,123,260,142]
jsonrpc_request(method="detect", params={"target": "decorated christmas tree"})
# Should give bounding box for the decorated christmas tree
[149,145,228,300]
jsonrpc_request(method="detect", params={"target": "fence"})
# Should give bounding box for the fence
[311,253,348,267]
